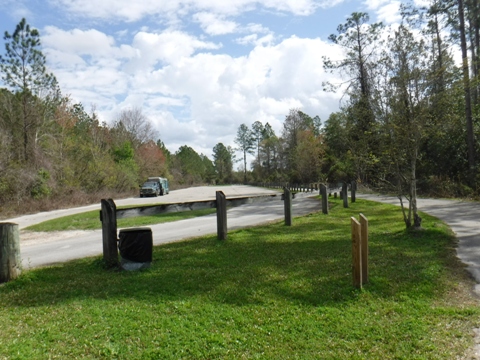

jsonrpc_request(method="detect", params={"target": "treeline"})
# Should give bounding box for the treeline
[319,3,480,227]
[222,110,323,185]
[0,18,325,213]
[3,0,480,224]
[0,19,222,213]
[227,2,480,228]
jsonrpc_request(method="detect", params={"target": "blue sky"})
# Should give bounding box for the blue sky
[0,0,405,164]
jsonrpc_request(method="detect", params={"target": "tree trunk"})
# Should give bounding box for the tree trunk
[411,149,422,229]
[459,0,476,185]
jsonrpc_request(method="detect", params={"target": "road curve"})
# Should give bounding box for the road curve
[357,193,480,295]
[8,185,282,229]
[14,186,321,269]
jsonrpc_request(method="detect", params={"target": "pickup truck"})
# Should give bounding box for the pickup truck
[139,181,160,197]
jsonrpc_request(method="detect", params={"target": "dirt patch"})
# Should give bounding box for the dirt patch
[20,230,96,246]
[464,328,480,359]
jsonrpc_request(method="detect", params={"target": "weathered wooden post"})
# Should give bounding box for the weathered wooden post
[360,213,368,284]
[351,181,356,203]
[284,187,292,226]
[0,223,21,283]
[342,183,349,208]
[320,184,328,214]
[351,217,362,289]
[216,191,227,240]
[101,198,119,268]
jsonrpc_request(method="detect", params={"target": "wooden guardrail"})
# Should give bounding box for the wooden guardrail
[100,193,279,267]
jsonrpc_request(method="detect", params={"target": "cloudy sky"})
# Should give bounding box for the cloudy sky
[0,0,404,163]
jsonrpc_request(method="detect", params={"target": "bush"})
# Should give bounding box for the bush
[30,168,51,199]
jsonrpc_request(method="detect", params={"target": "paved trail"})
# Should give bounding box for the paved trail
[357,193,480,295]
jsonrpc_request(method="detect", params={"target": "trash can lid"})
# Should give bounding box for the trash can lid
[119,227,152,234]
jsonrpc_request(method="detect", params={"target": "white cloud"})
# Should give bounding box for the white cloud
[127,30,221,70]
[46,27,343,156]
[42,26,137,60]
[193,12,238,35]
[35,1,350,159]
[129,35,342,145]
[235,33,275,46]
[364,0,402,24]
[51,0,325,22]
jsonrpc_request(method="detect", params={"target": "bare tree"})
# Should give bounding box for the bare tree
[113,107,157,148]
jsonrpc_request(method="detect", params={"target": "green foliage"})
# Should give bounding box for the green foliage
[30,168,51,199]
[0,18,59,163]
[0,18,57,94]
[235,123,255,183]
[213,142,234,184]
[171,145,211,185]
[113,141,134,163]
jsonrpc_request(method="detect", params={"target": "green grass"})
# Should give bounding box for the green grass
[2,198,479,359]
[25,208,217,231]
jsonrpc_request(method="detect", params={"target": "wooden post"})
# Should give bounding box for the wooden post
[101,198,119,268]
[351,217,362,289]
[0,223,21,283]
[359,214,368,284]
[320,184,328,214]
[284,187,292,226]
[342,183,349,208]
[351,181,356,203]
[216,191,227,240]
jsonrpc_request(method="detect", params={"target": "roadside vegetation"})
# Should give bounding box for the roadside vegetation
[1,198,479,359]
[25,208,217,231]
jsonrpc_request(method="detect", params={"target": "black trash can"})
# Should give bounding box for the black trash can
[118,227,152,270]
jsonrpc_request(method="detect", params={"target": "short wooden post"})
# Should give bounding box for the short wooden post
[342,183,349,208]
[284,187,292,226]
[351,217,362,289]
[320,184,328,214]
[0,223,21,283]
[216,191,227,240]
[101,199,119,268]
[359,214,368,284]
[351,181,356,203]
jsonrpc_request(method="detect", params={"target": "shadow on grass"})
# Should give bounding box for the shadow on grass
[1,207,458,309]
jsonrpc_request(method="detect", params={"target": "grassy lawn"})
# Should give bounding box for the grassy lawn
[1,198,479,359]
[25,208,217,231]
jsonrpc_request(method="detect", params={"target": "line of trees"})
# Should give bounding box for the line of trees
[320,3,480,228]
[0,19,227,211]
[3,2,480,229]
[228,110,323,185]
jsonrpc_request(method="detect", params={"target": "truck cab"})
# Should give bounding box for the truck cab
[147,177,169,196]
[139,181,160,197]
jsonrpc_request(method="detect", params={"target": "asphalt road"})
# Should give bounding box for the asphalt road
[12,186,321,269]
